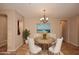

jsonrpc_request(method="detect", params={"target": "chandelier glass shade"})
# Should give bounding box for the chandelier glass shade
[40,9,48,23]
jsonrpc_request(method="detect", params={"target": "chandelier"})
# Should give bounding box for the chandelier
[40,9,48,23]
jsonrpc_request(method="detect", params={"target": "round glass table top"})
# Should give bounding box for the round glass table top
[34,37,56,44]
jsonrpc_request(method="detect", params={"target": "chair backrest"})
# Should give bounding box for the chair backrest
[47,33,56,39]
[54,37,63,53]
[27,37,35,51]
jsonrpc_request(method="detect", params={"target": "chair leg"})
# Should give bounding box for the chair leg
[48,51,54,55]
[54,53,60,55]
[29,51,41,55]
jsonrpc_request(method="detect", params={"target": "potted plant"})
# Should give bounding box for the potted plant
[23,29,30,44]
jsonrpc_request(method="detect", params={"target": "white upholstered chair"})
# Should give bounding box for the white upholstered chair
[27,37,42,54]
[49,37,63,55]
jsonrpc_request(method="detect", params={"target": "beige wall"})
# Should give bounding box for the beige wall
[24,17,62,38]
[0,10,24,51]
[68,17,78,46]
[63,16,79,46]
[14,12,24,50]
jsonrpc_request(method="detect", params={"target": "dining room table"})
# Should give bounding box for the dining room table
[34,36,56,51]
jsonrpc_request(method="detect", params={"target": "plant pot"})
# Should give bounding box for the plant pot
[25,40,28,44]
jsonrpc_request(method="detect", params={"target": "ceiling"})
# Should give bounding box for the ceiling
[0,3,79,19]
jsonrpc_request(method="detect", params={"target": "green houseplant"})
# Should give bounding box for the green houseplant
[23,29,30,43]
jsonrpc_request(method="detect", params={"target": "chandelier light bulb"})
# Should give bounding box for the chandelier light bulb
[42,17,44,20]
[46,17,48,20]
[40,18,42,21]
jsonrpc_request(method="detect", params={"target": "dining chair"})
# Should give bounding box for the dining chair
[49,37,63,55]
[27,37,42,54]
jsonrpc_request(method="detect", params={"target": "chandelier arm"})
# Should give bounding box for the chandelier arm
[40,9,48,23]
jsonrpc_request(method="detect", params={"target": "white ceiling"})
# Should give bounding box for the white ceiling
[0,3,79,19]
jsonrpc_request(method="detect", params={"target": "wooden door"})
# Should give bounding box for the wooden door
[0,15,7,52]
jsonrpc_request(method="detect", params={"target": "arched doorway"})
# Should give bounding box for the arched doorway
[60,20,68,42]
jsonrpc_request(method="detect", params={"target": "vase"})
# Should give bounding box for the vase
[43,33,47,39]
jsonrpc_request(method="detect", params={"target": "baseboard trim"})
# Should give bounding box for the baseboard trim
[7,42,23,51]
[66,40,79,47]
[15,42,23,51]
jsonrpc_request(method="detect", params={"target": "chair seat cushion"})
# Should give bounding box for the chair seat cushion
[49,45,55,53]
[30,45,42,54]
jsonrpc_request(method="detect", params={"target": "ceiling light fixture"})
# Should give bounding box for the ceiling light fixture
[40,9,48,23]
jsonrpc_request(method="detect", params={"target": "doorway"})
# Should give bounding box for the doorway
[0,15,7,52]
[61,20,68,42]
